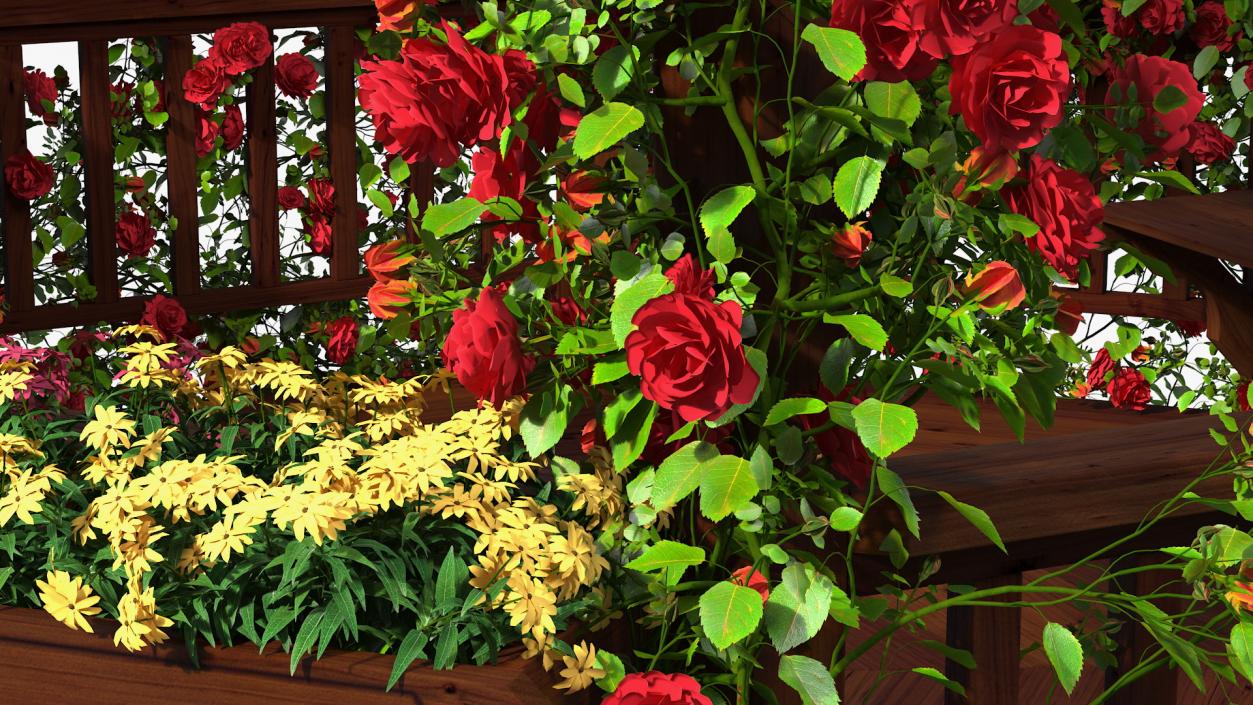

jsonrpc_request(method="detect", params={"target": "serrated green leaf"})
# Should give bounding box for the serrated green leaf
[1043,622,1084,695]
[573,102,645,159]
[700,185,756,240]
[833,156,885,218]
[699,454,759,521]
[778,654,841,705]
[699,582,764,650]
[801,24,866,82]
[652,441,720,510]
[557,73,586,108]
[592,45,639,101]
[826,314,887,351]
[765,564,834,653]
[519,384,572,457]
[864,81,921,129]
[421,197,483,237]
[852,399,917,458]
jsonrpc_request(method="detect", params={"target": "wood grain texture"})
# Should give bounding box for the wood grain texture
[163,35,201,296]
[247,55,280,288]
[0,43,33,313]
[1064,289,1205,323]
[1103,190,1253,269]
[1105,559,1181,705]
[945,574,1021,705]
[327,25,360,281]
[79,39,121,303]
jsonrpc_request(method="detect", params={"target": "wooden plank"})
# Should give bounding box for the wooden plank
[79,39,120,303]
[163,35,201,296]
[247,56,279,288]
[1103,190,1253,269]
[1063,290,1205,322]
[1106,560,1180,705]
[326,25,359,281]
[0,9,382,44]
[945,574,1021,705]
[0,44,34,313]
[0,0,372,29]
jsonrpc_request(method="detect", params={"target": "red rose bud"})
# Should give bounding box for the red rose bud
[364,240,415,283]
[1237,381,1251,413]
[277,185,306,210]
[1107,367,1151,411]
[324,316,359,365]
[831,222,872,267]
[965,261,1025,311]
[730,566,770,603]
[194,112,220,157]
[306,177,335,217]
[275,53,319,99]
[4,149,54,201]
[1055,296,1084,336]
[209,22,273,76]
[1086,348,1116,391]
[953,147,1018,201]
[1176,319,1206,337]
[375,0,438,32]
[603,672,713,705]
[308,143,325,159]
[1131,345,1151,363]
[368,279,414,319]
[829,0,936,82]
[115,211,157,259]
[442,287,535,409]
[124,176,147,192]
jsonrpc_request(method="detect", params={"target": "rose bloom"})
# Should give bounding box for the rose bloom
[1002,155,1105,281]
[24,69,58,122]
[1237,381,1251,413]
[730,566,770,603]
[1186,121,1236,165]
[550,295,587,326]
[209,22,273,75]
[324,316,359,365]
[1028,2,1061,31]
[1105,55,1203,160]
[603,672,713,705]
[799,386,873,487]
[221,104,245,151]
[832,222,872,267]
[306,215,332,255]
[830,0,935,82]
[368,278,414,319]
[115,212,157,259]
[1101,1,1138,38]
[275,53,319,99]
[195,112,220,157]
[638,407,733,465]
[364,240,414,282]
[277,185,306,210]
[307,178,336,217]
[1192,2,1241,50]
[916,0,1019,58]
[182,58,229,108]
[1137,0,1185,35]
[965,260,1025,311]
[141,295,190,341]
[468,146,541,244]
[1086,348,1116,391]
[1176,319,1206,337]
[4,149,54,201]
[666,254,716,299]
[442,287,535,408]
[626,291,759,424]
[949,25,1070,152]
[1107,367,1151,411]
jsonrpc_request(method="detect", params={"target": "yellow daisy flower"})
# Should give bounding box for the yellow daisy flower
[36,570,102,632]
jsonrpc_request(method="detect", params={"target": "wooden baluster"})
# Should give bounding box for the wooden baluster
[163,35,200,296]
[405,161,434,244]
[1106,560,1180,705]
[945,574,1021,705]
[1086,250,1109,295]
[79,39,120,303]
[0,43,34,314]
[326,26,359,281]
[247,52,279,287]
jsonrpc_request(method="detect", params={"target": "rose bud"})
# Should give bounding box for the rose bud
[832,222,872,267]
[965,260,1025,311]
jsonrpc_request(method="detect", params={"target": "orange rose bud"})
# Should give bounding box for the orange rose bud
[832,222,872,267]
[368,278,415,320]
[124,176,147,192]
[965,260,1026,311]
[953,147,1018,201]
[1228,581,1253,613]
[1054,295,1084,335]
[364,240,414,283]
[561,171,607,211]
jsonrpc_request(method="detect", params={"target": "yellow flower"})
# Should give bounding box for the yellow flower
[36,570,102,632]
[0,469,52,526]
[195,346,247,370]
[554,641,605,692]
[80,406,135,452]
[112,324,164,342]
[0,363,34,403]
[114,586,173,651]
[271,489,356,544]
[503,575,558,640]
[199,512,261,563]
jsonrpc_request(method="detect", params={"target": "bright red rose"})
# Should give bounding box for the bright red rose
[469,147,541,244]
[324,316,359,365]
[917,0,1018,58]
[730,566,770,603]
[829,0,935,82]
[359,23,527,167]
[277,185,306,210]
[4,149,54,200]
[832,222,872,267]
[364,240,414,283]
[603,672,713,705]
[24,69,57,121]
[1186,121,1236,165]
[1237,381,1251,412]
[626,293,759,424]
[115,212,157,259]
[1105,55,1203,160]
[306,178,336,217]
[306,215,332,256]
[195,112,220,157]
[1086,348,1116,390]
[665,255,716,300]
[1107,367,1151,411]
[965,261,1025,311]
[442,287,535,408]
[1002,155,1105,281]
[1055,296,1084,336]
[209,22,273,75]
[221,104,245,151]
[183,58,229,108]
[141,295,190,341]
[949,25,1070,152]
[368,278,414,319]
[1192,2,1241,50]
[275,53,319,99]
[1137,0,1185,35]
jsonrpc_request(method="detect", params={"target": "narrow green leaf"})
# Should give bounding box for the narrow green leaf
[875,465,920,538]
[626,540,706,572]
[387,629,429,691]
[936,491,1005,553]
[765,397,827,426]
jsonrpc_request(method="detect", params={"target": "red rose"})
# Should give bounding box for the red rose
[1245,63,1253,92]
[917,0,1019,58]
[829,0,936,82]
[949,25,1070,152]
[965,260,1025,311]
[1237,381,1251,412]
[115,211,157,259]
[730,566,770,603]
[209,22,272,75]
[550,295,587,326]
[626,292,759,424]
[24,69,57,121]
[1107,367,1151,411]
[665,255,716,300]
[442,287,535,408]
[183,58,229,108]
[141,295,190,341]
[1101,1,1138,37]
[1137,0,1184,35]
[359,23,526,167]
[306,215,332,255]
[277,185,306,210]
[324,316,359,365]
[1055,296,1084,336]
[1002,155,1105,281]
[1105,55,1203,160]
[307,178,335,217]
[4,149,54,200]
[468,147,541,244]
[832,222,872,267]
[1176,319,1206,337]
[522,81,580,153]
[124,176,147,193]
[603,672,713,705]
[375,0,437,32]
[1085,348,1116,390]
[368,278,414,319]
[275,53,319,99]
[1028,3,1061,31]
[798,386,873,487]
[221,104,245,151]
[561,170,606,211]
[1192,2,1241,50]
[1186,121,1236,165]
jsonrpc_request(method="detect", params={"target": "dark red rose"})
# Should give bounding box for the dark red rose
[277,185,306,210]
[1002,155,1105,281]
[1086,348,1116,390]
[307,178,336,217]
[949,25,1070,152]
[730,566,770,603]
[359,23,527,167]
[798,387,873,487]
[550,296,587,326]
[1105,55,1203,161]
[24,69,57,121]
[194,112,220,157]
[1192,2,1241,50]
[1107,367,1151,411]
[115,211,157,258]
[1237,381,1251,412]
[832,222,872,267]
[442,287,535,408]
[665,255,716,300]
[324,316,359,365]
[209,22,273,75]
[306,215,332,255]
[626,292,759,424]
[221,104,245,151]
[4,149,54,200]
[141,295,190,341]
[183,58,229,108]
[275,53,319,99]
[1186,121,1236,165]
[829,0,936,82]
[917,0,1019,58]
[1245,63,1253,92]
[639,408,733,466]
[69,330,107,360]
[1176,319,1206,337]
[1028,3,1061,31]
[468,147,541,244]
[1101,1,1138,37]
[1137,0,1184,35]
[522,82,580,154]
[502,49,538,115]
[602,672,713,705]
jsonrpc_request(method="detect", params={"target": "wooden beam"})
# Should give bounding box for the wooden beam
[163,35,201,296]
[0,0,373,30]
[247,55,279,288]
[1103,190,1253,270]
[326,26,359,281]
[79,39,120,304]
[946,574,1021,705]
[1063,290,1205,322]
[0,43,33,313]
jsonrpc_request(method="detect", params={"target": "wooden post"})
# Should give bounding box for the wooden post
[326,25,359,281]
[79,39,120,303]
[162,35,200,296]
[945,574,1021,705]
[1105,561,1179,705]
[405,162,434,243]
[246,51,279,288]
[0,43,34,313]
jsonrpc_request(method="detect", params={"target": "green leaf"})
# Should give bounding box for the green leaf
[421,197,483,237]
[592,359,630,384]
[778,654,841,705]
[875,465,919,538]
[435,547,463,610]
[573,102,645,159]
[610,272,674,345]
[765,397,827,426]
[910,667,965,694]
[852,399,917,458]
[765,564,834,653]
[833,156,885,218]
[829,507,863,532]
[936,491,1005,553]
[699,582,764,650]
[825,314,887,351]
[652,441,719,509]
[557,73,586,108]
[1136,170,1200,195]
[1152,85,1188,114]
[1042,622,1084,695]
[387,629,429,691]
[801,24,866,82]
[864,81,921,129]
[433,622,458,670]
[519,384,572,457]
[611,398,658,470]
[290,610,325,674]
[700,185,756,239]
[626,540,706,572]
[699,453,759,521]
[819,339,855,394]
[388,156,410,183]
[880,274,912,298]
[592,45,639,101]
[1230,623,1253,684]
[1193,45,1221,80]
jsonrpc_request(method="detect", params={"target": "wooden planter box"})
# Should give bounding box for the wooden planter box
[0,607,585,705]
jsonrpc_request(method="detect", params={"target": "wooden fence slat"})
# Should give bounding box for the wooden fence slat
[945,574,1021,705]
[247,54,279,288]
[79,39,120,304]
[163,35,200,296]
[326,25,359,281]
[0,44,34,313]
